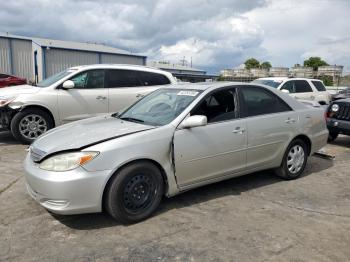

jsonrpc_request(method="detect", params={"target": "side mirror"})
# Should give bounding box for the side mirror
[281,89,290,94]
[62,80,75,89]
[180,115,207,129]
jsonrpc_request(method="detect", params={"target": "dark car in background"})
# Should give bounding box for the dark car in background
[332,87,350,101]
[0,74,27,88]
[326,98,350,141]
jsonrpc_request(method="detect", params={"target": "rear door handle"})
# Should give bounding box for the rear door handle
[96,96,107,100]
[136,94,144,98]
[232,127,245,134]
[285,118,296,124]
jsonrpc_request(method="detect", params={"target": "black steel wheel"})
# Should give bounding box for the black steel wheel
[105,161,164,224]
[122,174,157,214]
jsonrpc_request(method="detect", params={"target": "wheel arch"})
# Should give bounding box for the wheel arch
[101,158,169,210]
[291,134,312,156]
[19,105,56,128]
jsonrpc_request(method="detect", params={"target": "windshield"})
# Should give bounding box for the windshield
[37,69,77,87]
[118,88,202,126]
[253,79,281,88]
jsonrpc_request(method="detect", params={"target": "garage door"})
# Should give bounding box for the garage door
[101,53,144,65]
[11,39,33,80]
[45,49,99,77]
[0,38,11,75]
[0,38,33,80]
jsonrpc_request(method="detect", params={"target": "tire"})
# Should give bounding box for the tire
[10,108,54,144]
[105,161,164,224]
[327,132,338,142]
[275,139,308,180]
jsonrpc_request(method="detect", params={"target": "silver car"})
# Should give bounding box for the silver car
[24,82,328,223]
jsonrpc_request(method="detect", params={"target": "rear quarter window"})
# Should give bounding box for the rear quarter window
[312,81,326,91]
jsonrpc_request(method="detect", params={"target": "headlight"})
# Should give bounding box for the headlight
[331,104,339,112]
[39,151,99,172]
[0,96,17,107]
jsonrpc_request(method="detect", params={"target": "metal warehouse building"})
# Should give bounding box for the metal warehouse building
[0,33,146,83]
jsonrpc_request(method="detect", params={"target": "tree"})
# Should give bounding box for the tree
[319,75,333,86]
[244,58,260,70]
[260,61,272,69]
[303,57,328,71]
[217,75,226,81]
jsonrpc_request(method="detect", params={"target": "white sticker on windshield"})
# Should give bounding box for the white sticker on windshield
[178,91,199,96]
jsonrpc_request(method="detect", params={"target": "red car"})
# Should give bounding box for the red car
[0,74,27,88]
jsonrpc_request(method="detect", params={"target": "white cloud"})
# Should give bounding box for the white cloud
[0,0,349,73]
[245,0,350,72]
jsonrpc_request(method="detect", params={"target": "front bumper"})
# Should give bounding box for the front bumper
[0,107,14,130]
[327,118,350,135]
[24,154,112,215]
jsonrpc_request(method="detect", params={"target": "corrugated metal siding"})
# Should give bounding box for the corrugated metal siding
[45,49,99,77]
[11,39,33,80]
[0,38,12,74]
[101,53,144,65]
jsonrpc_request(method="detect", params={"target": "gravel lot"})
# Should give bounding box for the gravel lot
[0,131,349,262]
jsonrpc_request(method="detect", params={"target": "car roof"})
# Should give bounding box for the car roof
[68,64,173,76]
[165,81,269,91]
[256,77,322,81]
[255,77,289,81]
[164,82,307,111]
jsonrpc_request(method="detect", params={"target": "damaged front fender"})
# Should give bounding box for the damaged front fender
[0,106,19,131]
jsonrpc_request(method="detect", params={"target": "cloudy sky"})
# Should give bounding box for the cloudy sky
[1,0,349,74]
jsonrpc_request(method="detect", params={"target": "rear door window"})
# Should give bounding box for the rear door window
[312,81,326,91]
[240,86,291,117]
[106,69,142,88]
[294,80,313,93]
[138,72,171,86]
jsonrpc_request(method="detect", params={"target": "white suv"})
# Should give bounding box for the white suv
[0,64,176,144]
[253,77,331,105]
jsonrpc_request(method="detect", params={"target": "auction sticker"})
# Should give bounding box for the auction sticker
[178,91,199,96]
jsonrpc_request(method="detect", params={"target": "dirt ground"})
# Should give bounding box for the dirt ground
[0,131,349,262]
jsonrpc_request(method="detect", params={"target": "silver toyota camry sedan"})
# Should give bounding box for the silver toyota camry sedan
[24,82,328,223]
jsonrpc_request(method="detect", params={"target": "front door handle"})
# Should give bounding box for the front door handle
[136,94,144,98]
[232,127,245,134]
[285,118,296,124]
[96,96,107,100]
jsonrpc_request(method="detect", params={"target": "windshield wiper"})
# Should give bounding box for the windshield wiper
[119,117,144,123]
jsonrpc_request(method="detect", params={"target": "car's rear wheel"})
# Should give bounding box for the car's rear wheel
[328,132,338,142]
[275,139,308,180]
[105,161,164,224]
[10,108,54,144]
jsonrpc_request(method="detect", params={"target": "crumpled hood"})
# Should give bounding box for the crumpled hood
[0,85,41,96]
[31,115,155,161]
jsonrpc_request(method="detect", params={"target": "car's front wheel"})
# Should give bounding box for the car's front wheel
[275,139,308,180]
[105,161,164,224]
[10,108,54,144]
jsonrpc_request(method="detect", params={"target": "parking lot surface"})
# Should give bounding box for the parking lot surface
[0,131,349,261]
